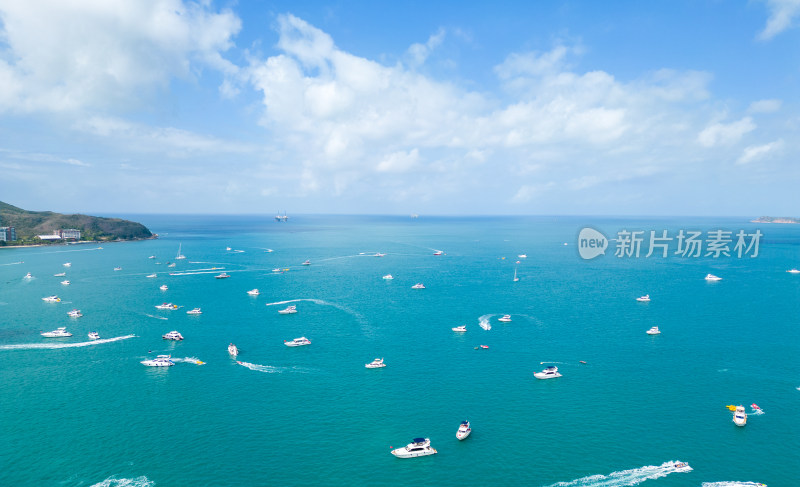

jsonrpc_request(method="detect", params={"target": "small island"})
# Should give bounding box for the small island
[750,216,800,224]
[0,201,155,246]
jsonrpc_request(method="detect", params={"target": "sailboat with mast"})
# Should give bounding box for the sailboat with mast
[275,210,289,222]
[513,267,519,282]
[175,243,186,260]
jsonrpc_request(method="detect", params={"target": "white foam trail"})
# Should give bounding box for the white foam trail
[144,314,168,321]
[540,361,570,365]
[478,314,492,331]
[90,476,154,487]
[545,461,692,487]
[265,298,367,324]
[702,483,767,487]
[237,361,285,373]
[0,335,135,350]
[171,356,205,365]
[44,247,103,253]
[1,261,24,266]
[751,408,765,415]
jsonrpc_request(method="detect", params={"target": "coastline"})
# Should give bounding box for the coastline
[0,235,157,249]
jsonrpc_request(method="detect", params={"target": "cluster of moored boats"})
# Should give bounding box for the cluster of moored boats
[37,263,100,340]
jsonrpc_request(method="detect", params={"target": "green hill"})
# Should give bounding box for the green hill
[0,201,153,245]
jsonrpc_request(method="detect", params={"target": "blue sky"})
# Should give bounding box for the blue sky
[1,0,798,216]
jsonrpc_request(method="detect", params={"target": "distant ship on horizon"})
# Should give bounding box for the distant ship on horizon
[275,211,289,222]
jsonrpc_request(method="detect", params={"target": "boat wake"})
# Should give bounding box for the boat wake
[236,361,286,373]
[265,298,367,324]
[0,335,136,350]
[90,476,154,487]
[171,356,205,365]
[144,314,168,321]
[702,483,767,487]
[478,314,492,331]
[0,261,24,266]
[545,461,692,486]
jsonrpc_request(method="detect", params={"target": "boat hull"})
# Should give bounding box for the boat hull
[391,448,437,458]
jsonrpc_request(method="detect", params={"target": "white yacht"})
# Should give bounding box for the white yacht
[636,294,651,302]
[365,358,386,368]
[733,405,747,426]
[787,268,800,274]
[411,283,425,289]
[433,250,443,256]
[705,273,722,281]
[226,246,232,251]
[61,280,70,285]
[284,337,311,347]
[390,438,437,458]
[498,315,512,322]
[175,243,186,260]
[382,274,394,280]
[41,327,72,337]
[67,309,83,318]
[452,325,467,332]
[87,331,100,340]
[162,330,184,341]
[24,272,33,279]
[159,285,168,291]
[141,355,174,367]
[215,272,230,279]
[186,308,202,315]
[228,343,239,356]
[54,272,66,277]
[646,326,661,335]
[63,262,71,267]
[114,267,122,271]
[247,289,260,296]
[278,305,297,314]
[149,255,156,259]
[147,273,157,278]
[456,421,471,440]
[42,295,61,302]
[302,260,311,266]
[534,365,562,379]
[167,263,176,268]
[518,254,527,258]
[155,303,178,310]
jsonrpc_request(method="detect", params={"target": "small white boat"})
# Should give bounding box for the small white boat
[88,332,100,340]
[215,272,229,279]
[374,253,386,257]
[247,289,260,296]
[518,254,527,258]
[272,268,282,272]
[787,268,800,274]
[63,262,71,267]
[186,308,202,315]
[54,272,66,277]
[382,274,394,280]
[114,267,122,271]
[67,309,83,318]
[411,283,425,289]
[141,355,174,367]
[228,343,239,356]
[302,260,311,266]
[534,365,562,379]
[636,294,651,302]
[159,285,168,291]
[391,438,437,458]
[498,315,512,322]
[149,255,156,259]
[284,337,311,347]
[733,405,747,426]
[167,263,176,268]
[513,268,519,282]
[226,246,232,251]
[278,305,297,314]
[61,280,70,285]
[705,273,722,281]
[175,243,186,260]
[155,303,178,310]
[42,295,61,302]
[147,273,157,278]
[646,326,661,335]
[452,325,467,332]
[365,358,386,368]
[23,272,33,279]
[41,327,72,337]
[456,421,471,440]
[162,330,184,340]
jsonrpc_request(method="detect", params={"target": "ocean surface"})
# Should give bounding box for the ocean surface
[1,215,797,487]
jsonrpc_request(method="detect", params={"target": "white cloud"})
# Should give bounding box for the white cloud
[758,0,800,40]
[0,149,91,167]
[737,139,784,165]
[512,182,556,203]
[697,117,756,147]
[406,28,445,68]
[748,99,782,113]
[376,149,420,173]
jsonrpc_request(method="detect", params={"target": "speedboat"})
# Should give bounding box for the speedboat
[159,285,168,291]
[67,309,83,318]
[391,438,437,458]
[705,273,722,281]
[63,262,71,267]
[272,268,282,272]
[226,246,232,251]
[228,343,239,356]
[149,255,156,259]
[87,332,100,340]
[498,315,512,322]
[433,251,443,256]
[114,267,122,271]
[787,268,800,274]
[215,272,229,279]
[41,327,72,337]
[374,253,386,257]
[733,405,747,426]
[284,337,311,347]
[479,345,489,349]
[452,325,467,332]
[411,283,425,289]
[382,274,394,280]
[518,254,527,258]
[54,272,66,277]
[155,303,178,310]
[646,326,661,335]
[302,260,311,266]
[141,355,174,367]
[42,295,61,302]
[247,289,260,296]
[365,358,386,368]
[24,272,33,279]
[534,365,562,379]
[186,308,202,315]
[61,280,70,285]
[167,263,176,268]
[456,421,471,440]
[636,294,650,302]
[278,305,297,314]
[147,273,157,278]
[162,330,184,340]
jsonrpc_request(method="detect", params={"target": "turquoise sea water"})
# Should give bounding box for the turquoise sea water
[1,215,798,487]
